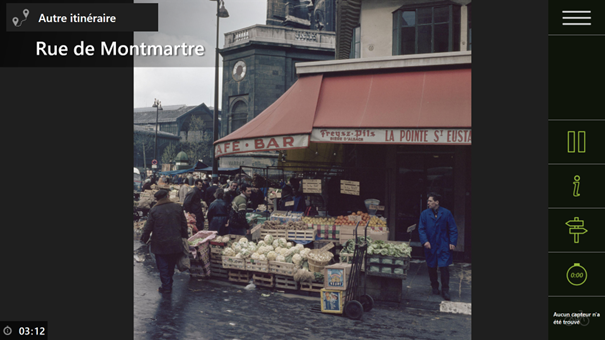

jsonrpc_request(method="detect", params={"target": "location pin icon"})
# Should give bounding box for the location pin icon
[13,17,19,27]
[23,9,29,18]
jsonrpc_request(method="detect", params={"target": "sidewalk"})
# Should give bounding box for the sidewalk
[399,260,472,315]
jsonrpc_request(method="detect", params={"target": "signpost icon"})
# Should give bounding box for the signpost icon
[565,217,587,243]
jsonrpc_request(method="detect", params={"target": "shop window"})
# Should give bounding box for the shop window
[160,122,178,135]
[349,26,361,59]
[393,3,461,55]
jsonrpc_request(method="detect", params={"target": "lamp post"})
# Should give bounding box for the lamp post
[211,0,229,181]
[152,98,163,177]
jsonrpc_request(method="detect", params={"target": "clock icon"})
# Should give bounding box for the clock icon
[232,60,246,81]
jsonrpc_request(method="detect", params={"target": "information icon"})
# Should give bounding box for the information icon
[566,263,587,286]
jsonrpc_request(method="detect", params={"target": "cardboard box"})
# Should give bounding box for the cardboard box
[320,289,347,314]
[323,263,352,291]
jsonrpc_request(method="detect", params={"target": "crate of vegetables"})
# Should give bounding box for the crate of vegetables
[245,258,270,273]
[365,240,412,279]
[222,256,246,270]
[269,261,297,276]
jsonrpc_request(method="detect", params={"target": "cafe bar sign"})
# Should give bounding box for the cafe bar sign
[311,128,471,145]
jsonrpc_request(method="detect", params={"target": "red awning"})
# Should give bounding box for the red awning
[215,68,471,157]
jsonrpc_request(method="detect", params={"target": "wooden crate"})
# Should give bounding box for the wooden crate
[287,229,315,242]
[252,273,275,288]
[269,261,298,276]
[323,263,352,291]
[222,256,246,270]
[245,259,270,273]
[275,275,299,290]
[209,241,227,255]
[365,255,410,279]
[300,281,324,293]
[210,254,223,265]
[339,252,364,271]
[260,229,288,240]
[228,270,251,283]
[210,264,228,279]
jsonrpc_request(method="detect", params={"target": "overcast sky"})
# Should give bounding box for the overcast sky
[133,0,267,109]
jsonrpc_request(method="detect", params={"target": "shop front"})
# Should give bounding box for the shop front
[214,56,471,259]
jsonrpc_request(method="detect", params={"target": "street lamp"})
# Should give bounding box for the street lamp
[211,0,229,181]
[152,98,163,177]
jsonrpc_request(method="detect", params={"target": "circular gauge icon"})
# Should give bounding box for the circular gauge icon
[566,263,587,286]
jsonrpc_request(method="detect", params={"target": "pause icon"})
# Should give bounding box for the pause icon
[567,131,586,153]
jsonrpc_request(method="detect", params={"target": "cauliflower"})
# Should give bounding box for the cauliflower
[292,254,302,265]
[222,248,235,257]
[300,248,311,260]
[259,254,267,261]
[267,245,274,251]
[286,242,293,249]
[251,253,260,260]
[276,254,286,262]
[233,244,242,252]
[295,244,304,250]
[266,251,277,261]
[278,238,287,247]
[248,241,257,248]
[235,253,242,258]
[222,236,230,243]
[240,249,251,258]
[272,240,280,248]
[257,241,266,247]
[239,238,248,244]
[264,235,274,245]
[284,248,294,256]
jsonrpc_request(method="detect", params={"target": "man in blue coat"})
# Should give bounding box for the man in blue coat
[418,192,458,301]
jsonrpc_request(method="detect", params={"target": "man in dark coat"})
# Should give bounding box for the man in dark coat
[207,188,229,235]
[140,190,188,294]
[224,181,239,207]
[205,178,220,207]
[418,192,458,301]
[183,179,206,232]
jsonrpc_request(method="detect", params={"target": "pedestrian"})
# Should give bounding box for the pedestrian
[183,179,206,232]
[205,178,220,207]
[142,178,152,192]
[178,179,191,203]
[207,188,229,235]
[418,192,458,301]
[229,183,252,235]
[224,181,239,207]
[202,177,210,191]
[140,189,188,294]
[188,172,194,186]
[278,185,295,211]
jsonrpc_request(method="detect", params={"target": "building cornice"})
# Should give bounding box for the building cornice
[296,51,471,75]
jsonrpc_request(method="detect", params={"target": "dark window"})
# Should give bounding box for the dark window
[349,26,361,58]
[160,122,178,135]
[467,4,471,51]
[230,101,248,133]
[393,3,461,55]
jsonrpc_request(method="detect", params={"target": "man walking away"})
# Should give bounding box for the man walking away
[229,183,252,236]
[140,189,188,294]
[183,179,206,232]
[418,192,458,301]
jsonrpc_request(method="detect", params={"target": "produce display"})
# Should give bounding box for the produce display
[366,240,412,258]
[271,211,288,218]
[261,220,308,230]
[222,235,311,265]
[302,216,336,225]
[334,212,371,226]
[368,215,387,228]
[341,237,373,254]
